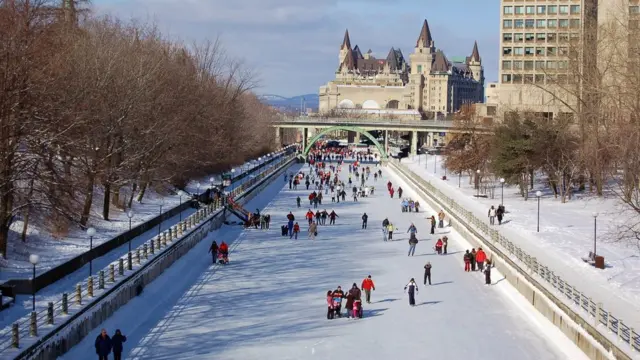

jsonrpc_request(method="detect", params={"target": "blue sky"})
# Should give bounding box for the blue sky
[93,0,500,97]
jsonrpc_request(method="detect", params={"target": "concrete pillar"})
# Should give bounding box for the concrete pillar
[274,127,281,147]
[384,130,389,153]
[302,128,308,152]
[410,131,418,157]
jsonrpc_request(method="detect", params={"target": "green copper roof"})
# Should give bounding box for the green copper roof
[449,56,466,63]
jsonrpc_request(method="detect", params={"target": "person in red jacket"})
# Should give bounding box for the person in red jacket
[463,250,472,272]
[292,222,300,239]
[361,275,376,304]
[475,247,487,270]
[219,241,229,264]
[305,210,314,225]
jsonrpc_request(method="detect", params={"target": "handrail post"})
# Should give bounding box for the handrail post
[62,293,68,314]
[29,311,37,337]
[11,323,19,348]
[47,302,54,325]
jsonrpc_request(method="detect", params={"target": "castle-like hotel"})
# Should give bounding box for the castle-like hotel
[319,20,485,118]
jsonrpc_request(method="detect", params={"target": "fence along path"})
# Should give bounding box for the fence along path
[390,161,639,358]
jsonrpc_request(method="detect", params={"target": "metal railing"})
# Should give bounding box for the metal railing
[274,117,457,127]
[389,160,640,356]
[0,151,296,357]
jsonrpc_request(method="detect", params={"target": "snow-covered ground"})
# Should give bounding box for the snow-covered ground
[401,154,640,331]
[0,154,290,331]
[0,153,285,282]
[61,161,587,360]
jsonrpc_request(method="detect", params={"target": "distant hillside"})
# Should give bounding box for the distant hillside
[259,94,319,112]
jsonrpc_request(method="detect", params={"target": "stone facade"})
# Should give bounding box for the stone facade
[319,20,485,118]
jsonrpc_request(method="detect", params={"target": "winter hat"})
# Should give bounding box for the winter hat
[353,283,357,288]
[368,275,371,278]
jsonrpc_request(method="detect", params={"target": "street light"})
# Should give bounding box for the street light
[476,169,481,197]
[87,227,96,276]
[29,254,39,312]
[209,177,215,201]
[177,190,186,221]
[500,178,505,205]
[158,198,165,235]
[127,210,134,252]
[458,171,461,188]
[592,212,598,257]
[536,191,542,232]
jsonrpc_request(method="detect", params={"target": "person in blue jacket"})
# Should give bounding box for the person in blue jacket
[95,328,112,360]
[111,329,127,360]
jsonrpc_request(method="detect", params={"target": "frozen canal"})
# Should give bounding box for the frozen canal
[62,161,587,360]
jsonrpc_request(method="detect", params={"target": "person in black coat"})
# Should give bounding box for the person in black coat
[361,213,368,229]
[95,328,112,360]
[208,240,218,264]
[111,329,127,360]
[423,262,432,285]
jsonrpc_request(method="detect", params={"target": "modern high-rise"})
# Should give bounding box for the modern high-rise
[490,0,599,118]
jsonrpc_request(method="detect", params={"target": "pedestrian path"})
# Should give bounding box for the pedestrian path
[61,162,587,360]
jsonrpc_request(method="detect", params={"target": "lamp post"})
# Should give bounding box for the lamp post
[209,177,215,201]
[458,171,461,188]
[29,254,39,312]
[158,198,165,235]
[536,191,542,232]
[87,227,96,276]
[476,169,481,197]
[178,190,186,221]
[500,178,505,206]
[434,154,437,174]
[127,210,134,252]
[592,212,598,257]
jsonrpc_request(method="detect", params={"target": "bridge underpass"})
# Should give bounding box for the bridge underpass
[62,160,587,360]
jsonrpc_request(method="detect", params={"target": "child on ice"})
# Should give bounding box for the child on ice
[326,291,334,319]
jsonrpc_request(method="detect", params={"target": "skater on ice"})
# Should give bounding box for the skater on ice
[208,240,218,264]
[404,278,419,306]
[362,213,368,229]
[361,275,375,303]
[424,262,432,285]
[331,286,346,318]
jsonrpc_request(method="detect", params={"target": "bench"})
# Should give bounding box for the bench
[0,285,16,311]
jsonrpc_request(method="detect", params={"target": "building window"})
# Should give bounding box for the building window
[559,33,569,42]
[513,61,523,70]
[547,47,557,56]
[559,19,569,28]
[570,33,579,42]
[503,33,513,42]
[537,5,546,14]
[526,6,535,14]
[503,20,513,28]
[502,74,512,83]
[536,47,545,55]
[547,60,557,69]
[570,5,580,14]
[504,6,513,14]
[536,19,546,28]
[570,19,580,28]
[514,47,524,55]
[515,19,524,28]
[514,33,524,42]
[631,6,640,14]
[547,19,557,28]
[524,61,534,70]
[525,47,534,55]
[535,74,545,83]
[525,19,535,28]
[536,33,546,41]
[559,47,568,56]
[548,5,557,15]
[525,33,535,41]
[513,74,523,83]
[535,60,545,69]
[547,33,556,42]
[558,60,568,69]
[503,47,513,55]
[515,6,524,14]
[502,60,512,70]
[524,74,534,83]
[417,65,422,73]
[559,5,569,14]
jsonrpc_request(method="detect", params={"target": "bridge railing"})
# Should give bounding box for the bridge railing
[275,117,456,127]
[389,160,640,357]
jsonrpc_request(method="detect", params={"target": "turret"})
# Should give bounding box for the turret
[467,41,484,85]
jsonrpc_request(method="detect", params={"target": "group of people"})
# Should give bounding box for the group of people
[94,328,126,360]
[487,205,506,225]
[208,240,230,264]
[463,247,493,285]
[281,209,339,240]
[327,276,376,319]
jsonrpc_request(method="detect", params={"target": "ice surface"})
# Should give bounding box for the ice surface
[401,155,640,331]
[61,161,587,360]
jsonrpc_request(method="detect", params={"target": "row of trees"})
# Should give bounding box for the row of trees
[445,7,640,246]
[0,0,280,257]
